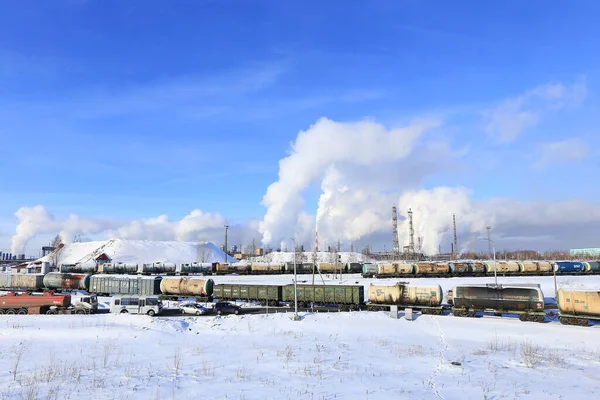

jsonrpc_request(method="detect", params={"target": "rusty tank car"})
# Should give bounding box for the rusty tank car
[368,283,443,314]
[414,263,450,276]
[42,272,91,291]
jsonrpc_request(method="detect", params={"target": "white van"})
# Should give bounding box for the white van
[110,295,163,316]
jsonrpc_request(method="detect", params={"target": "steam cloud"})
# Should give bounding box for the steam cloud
[10,206,259,255]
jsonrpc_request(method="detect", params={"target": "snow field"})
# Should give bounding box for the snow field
[0,309,599,400]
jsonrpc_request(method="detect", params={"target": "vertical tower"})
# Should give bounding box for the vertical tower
[224,224,229,262]
[315,229,319,252]
[486,226,492,258]
[453,213,458,260]
[392,204,400,254]
[408,208,415,254]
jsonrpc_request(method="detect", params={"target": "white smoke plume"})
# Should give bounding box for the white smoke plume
[10,205,260,255]
[259,117,440,246]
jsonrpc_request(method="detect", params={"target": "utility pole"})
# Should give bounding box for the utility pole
[224,225,229,263]
[486,226,492,258]
[453,213,458,260]
[291,238,300,321]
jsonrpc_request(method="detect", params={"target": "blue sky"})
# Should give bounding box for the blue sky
[1,1,600,254]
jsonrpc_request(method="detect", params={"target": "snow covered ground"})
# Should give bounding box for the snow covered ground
[0,275,599,399]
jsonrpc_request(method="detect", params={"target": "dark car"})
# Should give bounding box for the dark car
[214,301,241,315]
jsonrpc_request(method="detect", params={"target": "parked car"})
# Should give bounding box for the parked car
[214,301,241,315]
[179,302,210,315]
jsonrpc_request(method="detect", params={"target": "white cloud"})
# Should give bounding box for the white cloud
[9,206,260,254]
[534,138,589,169]
[483,79,586,143]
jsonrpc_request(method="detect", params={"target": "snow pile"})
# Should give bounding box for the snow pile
[250,251,373,264]
[36,239,236,266]
[0,310,598,399]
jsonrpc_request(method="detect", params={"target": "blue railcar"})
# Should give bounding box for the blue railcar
[554,261,585,273]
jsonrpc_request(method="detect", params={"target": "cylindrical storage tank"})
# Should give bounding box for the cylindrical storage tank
[368,284,401,303]
[41,262,51,275]
[415,263,449,275]
[558,289,600,317]
[448,262,472,274]
[554,261,585,273]
[377,263,413,275]
[585,261,600,272]
[518,262,538,273]
[536,261,553,273]
[362,263,378,275]
[43,272,92,291]
[160,277,215,297]
[485,262,519,273]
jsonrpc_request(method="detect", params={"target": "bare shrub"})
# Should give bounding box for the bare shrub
[520,340,542,368]
[12,344,27,381]
[173,348,183,378]
[488,334,516,353]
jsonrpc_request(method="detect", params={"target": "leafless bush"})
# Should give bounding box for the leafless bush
[173,348,183,378]
[521,340,542,368]
[12,344,27,381]
[488,334,516,353]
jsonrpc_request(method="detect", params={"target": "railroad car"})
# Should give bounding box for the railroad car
[376,263,413,276]
[486,261,520,274]
[535,261,553,273]
[88,275,162,296]
[285,262,315,274]
[0,273,44,291]
[281,284,364,310]
[557,288,600,326]
[43,272,91,291]
[180,262,215,274]
[61,262,98,273]
[141,262,177,274]
[361,263,378,277]
[99,262,139,274]
[450,284,545,322]
[582,262,600,273]
[346,263,363,273]
[471,262,486,274]
[554,261,585,273]
[367,284,443,314]
[518,262,538,273]
[159,277,215,298]
[250,262,284,275]
[214,262,250,275]
[448,262,472,275]
[414,262,450,276]
[212,284,282,306]
[317,263,346,273]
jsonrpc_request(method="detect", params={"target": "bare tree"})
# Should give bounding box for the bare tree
[49,235,64,269]
[196,241,211,263]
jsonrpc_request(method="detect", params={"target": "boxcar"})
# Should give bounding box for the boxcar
[451,284,545,322]
[282,284,364,310]
[0,273,44,291]
[89,275,162,296]
[212,284,282,306]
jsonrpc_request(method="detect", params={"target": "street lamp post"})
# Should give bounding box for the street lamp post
[224,225,229,263]
[291,238,300,321]
[478,236,497,286]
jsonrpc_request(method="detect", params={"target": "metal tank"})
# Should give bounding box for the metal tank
[557,289,600,317]
[250,262,284,274]
[582,261,600,272]
[60,262,97,273]
[471,262,486,274]
[99,263,139,274]
[0,273,45,290]
[518,262,538,273]
[368,284,442,307]
[159,277,215,297]
[535,261,553,273]
[43,272,91,291]
[451,284,544,312]
[414,263,450,275]
[448,262,472,274]
[141,262,177,274]
[377,263,413,275]
[346,263,363,273]
[362,263,378,276]
[180,262,214,274]
[554,261,585,273]
[485,261,519,273]
[317,263,345,273]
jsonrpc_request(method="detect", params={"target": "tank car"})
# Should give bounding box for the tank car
[98,262,139,274]
[60,262,98,273]
[376,263,413,277]
[285,262,315,274]
[346,263,363,273]
[139,262,177,274]
[362,263,378,277]
[368,283,443,314]
[554,261,585,273]
[414,263,449,276]
[180,262,215,274]
[250,262,284,275]
[485,261,520,274]
[518,262,538,274]
[0,273,44,291]
[582,262,600,273]
[317,263,346,273]
[159,277,215,298]
[448,262,472,275]
[535,261,553,273]
[557,288,600,326]
[42,272,91,291]
[471,262,486,274]
[451,283,545,322]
